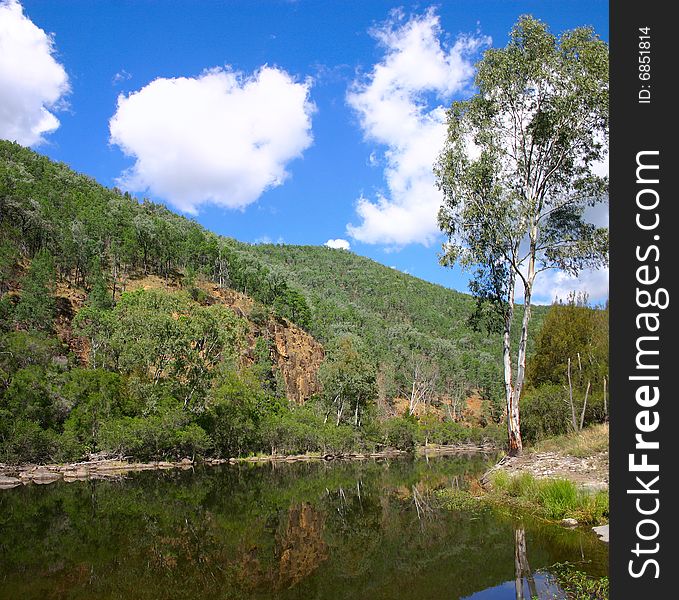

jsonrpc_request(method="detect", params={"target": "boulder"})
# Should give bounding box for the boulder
[31,470,62,484]
[593,524,609,543]
[0,475,21,488]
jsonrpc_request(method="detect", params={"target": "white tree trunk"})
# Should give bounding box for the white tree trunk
[503,278,522,455]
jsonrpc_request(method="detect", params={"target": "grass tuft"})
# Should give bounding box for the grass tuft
[489,472,608,524]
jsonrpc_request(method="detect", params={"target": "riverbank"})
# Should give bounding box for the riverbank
[437,425,610,528]
[482,424,609,493]
[0,441,499,489]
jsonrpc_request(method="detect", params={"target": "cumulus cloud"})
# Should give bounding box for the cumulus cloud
[0,0,70,146]
[346,8,490,246]
[522,268,609,306]
[324,238,351,251]
[109,66,314,213]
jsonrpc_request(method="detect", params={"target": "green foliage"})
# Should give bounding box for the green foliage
[14,249,56,331]
[520,384,572,443]
[0,239,17,296]
[522,298,608,442]
[1,365,65,429]
[244,244,540,411]
[61,369,130,453]
[549,563,609,599]
[0,140,521,464]
[384,417,417,452]
[319,334,377,427]
[76,288,244,411]
[527,295,608,389]
[85,259,114,311]
[416,417,505,447]
[98,408,211,461]
[490,472,608,524]
[0,419,58,463]
[0,140,311,331]
[199,366,267,457]
[435,15,609,451]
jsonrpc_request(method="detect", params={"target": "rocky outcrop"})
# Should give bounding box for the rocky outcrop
[54,275,326,405]
[270,319,324,404]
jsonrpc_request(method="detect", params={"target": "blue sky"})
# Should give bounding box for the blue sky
[1,0,608,302]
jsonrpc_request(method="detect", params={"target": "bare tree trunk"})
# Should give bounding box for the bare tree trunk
[409,378,417,416]
[603,376,608,421]
[513,291,532,406]
[510,264,535,455]
[504,280,522,455]
[567,357,578,432]
[112,259,118,302]
[579,380,591,431]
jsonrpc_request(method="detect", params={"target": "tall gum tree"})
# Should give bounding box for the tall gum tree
[435,16,608,454]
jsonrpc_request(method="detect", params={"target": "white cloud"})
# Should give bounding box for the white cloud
[324,238,350,251]
[525,268,609,306]
[0,0,69,146]
[109,66,314,213]
[346,8,490,246]
[112,69,132,86]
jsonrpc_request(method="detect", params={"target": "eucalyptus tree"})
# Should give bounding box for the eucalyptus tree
[319,335,377,427]
[15,249,57,331]
[435,16,608,454]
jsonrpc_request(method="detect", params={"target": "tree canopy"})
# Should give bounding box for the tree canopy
[436,15,609,453]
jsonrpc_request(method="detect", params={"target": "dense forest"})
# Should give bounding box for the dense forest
[0,141,605,464]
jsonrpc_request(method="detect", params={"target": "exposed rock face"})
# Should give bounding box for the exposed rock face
[54,275,326,404]
[209,285,254,316]
[270,319,324,404]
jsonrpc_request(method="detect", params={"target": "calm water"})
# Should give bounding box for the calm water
[0,455,607,600]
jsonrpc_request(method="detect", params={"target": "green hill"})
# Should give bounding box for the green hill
[0,140,545,463]
[236,243,547,408]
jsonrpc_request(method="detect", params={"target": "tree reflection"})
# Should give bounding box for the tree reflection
[514,526,538,600]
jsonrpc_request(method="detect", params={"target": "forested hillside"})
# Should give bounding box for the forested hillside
[0,140,539,463]
[242,243,547,410]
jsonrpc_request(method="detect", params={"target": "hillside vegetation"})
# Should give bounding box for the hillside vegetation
[0,140,543,463]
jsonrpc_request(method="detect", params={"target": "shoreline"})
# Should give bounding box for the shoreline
[0,442,499,489]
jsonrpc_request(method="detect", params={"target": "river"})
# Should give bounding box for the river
[0,454,607,599]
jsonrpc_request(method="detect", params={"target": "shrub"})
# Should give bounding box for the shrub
[97,409,204,461]
[200,368,265,457]
[0,419,58,463]
[54,427,88,462]
[521,384,607,444]
[520,384,571,443]
[384,417,417,452]
[62,368,130,453]
[260,408,321,455]
[174,424,213,459]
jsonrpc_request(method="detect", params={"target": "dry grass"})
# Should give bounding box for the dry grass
[529,423,608,458]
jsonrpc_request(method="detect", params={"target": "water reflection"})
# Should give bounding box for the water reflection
[0,456,606,600]
[514,527,537,599]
